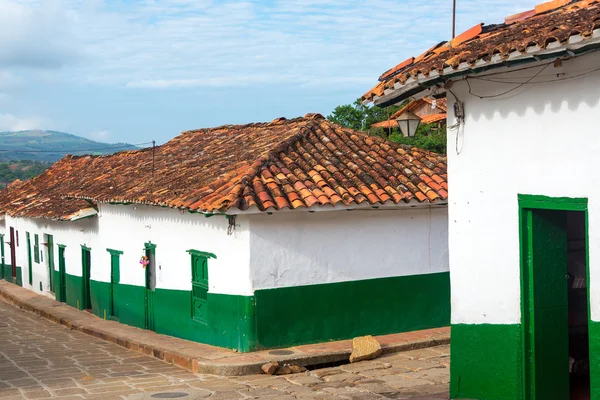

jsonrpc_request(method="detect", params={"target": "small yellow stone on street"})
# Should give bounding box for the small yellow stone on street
[349,335,382,363]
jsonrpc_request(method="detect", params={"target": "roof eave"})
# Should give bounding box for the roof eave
[369,30,600,108]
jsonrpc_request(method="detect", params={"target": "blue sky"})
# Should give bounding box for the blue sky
[0,0,535,144]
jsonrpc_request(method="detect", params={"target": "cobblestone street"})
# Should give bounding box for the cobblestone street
[0,301,449,400]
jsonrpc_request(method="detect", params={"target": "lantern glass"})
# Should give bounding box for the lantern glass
[396,111,422,138]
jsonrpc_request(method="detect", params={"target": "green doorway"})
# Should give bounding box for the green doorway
[81,246,92,310]
[107,249,122,320]
[144,242,156,331]
[46,234,55,293]
[519,195,590,399]
[0,234,4,280]
[26,232,32,286]
[57,245,67,302]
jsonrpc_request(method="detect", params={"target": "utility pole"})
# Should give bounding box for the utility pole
[452,0,457,38]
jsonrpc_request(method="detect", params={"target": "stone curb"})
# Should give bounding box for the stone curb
[0,283,449,376]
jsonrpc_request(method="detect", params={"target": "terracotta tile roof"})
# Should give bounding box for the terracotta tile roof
[0,175,95,221]
[0,115,448,218]
[53,114,447,213]
[371,114,447,129]
[362,0,600,103]
[371,98,447,129]
[421,114,447,124]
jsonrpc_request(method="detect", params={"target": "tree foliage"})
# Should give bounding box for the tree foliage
[327,98,446,154]
[0,160,51,188]
[327,99,404,131]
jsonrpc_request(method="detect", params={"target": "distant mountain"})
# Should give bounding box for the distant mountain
[0,130,138,162]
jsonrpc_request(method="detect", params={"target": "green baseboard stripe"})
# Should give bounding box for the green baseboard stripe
[73,272,449,352]
[450,323,523,400]
[589,321,600,399]
[254,272,450,349]
[86,280,254,351]
[65,274,84,309]
[1,264,22,287]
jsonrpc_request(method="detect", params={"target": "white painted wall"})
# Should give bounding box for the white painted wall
[3,214,98,295]
[248,207,449,290]
[97,204,252,295]
[2,203,450,299]
[446,50,600,324]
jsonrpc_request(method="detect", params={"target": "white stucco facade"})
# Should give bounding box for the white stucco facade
[96,204,251,295]
[3,214,98,295]
[446,50,600,324]
[1,202,449,297]
[248,207,449,290]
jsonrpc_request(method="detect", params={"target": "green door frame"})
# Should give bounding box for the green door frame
[0,233,4,280]
[107,248,123,320]
[46,234,55,293]
[26,232,32,286]
[81,246,92,310]
[144,242,156,330]
[57,245,67,302]
[518,194,590,399]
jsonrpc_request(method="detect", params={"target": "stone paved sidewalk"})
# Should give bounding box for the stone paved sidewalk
[0,300,450,399]
[0,281,450,376]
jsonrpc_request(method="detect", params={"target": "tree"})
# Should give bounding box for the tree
[327,98,446,154]
[327,98,404,132]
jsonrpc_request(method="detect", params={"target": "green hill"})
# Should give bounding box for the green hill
[0,130,138,162]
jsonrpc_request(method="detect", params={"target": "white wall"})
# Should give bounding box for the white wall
[3,215,98,295]
[446,50,600,324]
[248,207,449,290]
[97,204,252,295]
[2,203,450,298]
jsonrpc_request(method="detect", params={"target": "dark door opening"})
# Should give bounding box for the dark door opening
[81,247,92,310]
[0,234,5,280]
[9,227,16,280]
[26,232,32,286]
[522,206,590,400]
[108,249,122,320]
[144,243,156,331]
[567,211,589,400]
[46,234,55,293]
[57,246,66,302]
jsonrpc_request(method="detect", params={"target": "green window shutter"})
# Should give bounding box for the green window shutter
[106,249,123,284]
[34,234,39,263]
[191,254,209,323]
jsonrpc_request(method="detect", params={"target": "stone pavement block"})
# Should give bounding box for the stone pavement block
[340,361,391,373]
[322,372,362,383]
[285,374,323,386]
[52,388,88,396]
[23,389,53,399]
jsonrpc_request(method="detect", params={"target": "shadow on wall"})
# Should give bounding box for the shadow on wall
[455,51,600,122]
[99,204,235,237]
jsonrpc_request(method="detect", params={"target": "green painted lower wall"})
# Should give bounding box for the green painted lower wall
[1,264,22,286]
[65,273,84,309]
[254,272,450,349]
[70,272,449,352]
[87,280,255,351]
[450,323,523,400]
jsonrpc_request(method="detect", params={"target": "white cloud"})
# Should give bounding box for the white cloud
[0,0,81,68]
[1,0,531,90]
[0,113,48,131]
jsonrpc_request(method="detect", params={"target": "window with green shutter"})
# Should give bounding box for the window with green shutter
[34,234,39,263]
[187,250,216,323]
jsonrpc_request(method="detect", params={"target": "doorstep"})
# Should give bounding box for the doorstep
[0,280,450,376]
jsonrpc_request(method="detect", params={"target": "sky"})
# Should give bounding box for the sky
[0,0,535,145]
